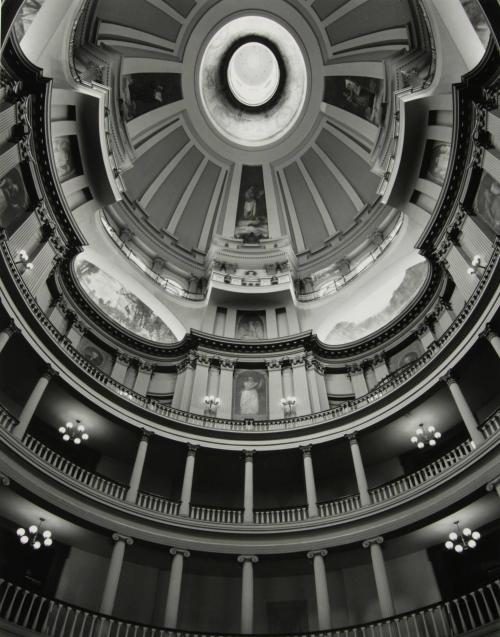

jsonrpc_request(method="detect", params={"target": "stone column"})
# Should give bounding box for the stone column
[100,533,133,615]
[66,318,85,350]
[218,359,234,418]
[111,353,129,385]
[190,354,210,414]
[443,372,484,447]
[348,366,368,398]
[415,322,434,349]
[281,363,294,404]
[315,362,330,410]
[307,549,331,630]
[483,324,500,359]
[133,362,153,396]
[266,360,283,419]
[164,548,190,628]
[238,555,258,634]
[301,446,319,517]
[14,367,57,440]
[292,356,311,415]
[179,355,196,411]
[0,321,19,355]
[362,537,395,618]
[179,445,198,515]
[346,432,370,506]
[243,450,254,523]
[372,354,390,384]
[171,361,187,409]
[486,476,500,499]
[305,355,321,413]
[126,429,151,503]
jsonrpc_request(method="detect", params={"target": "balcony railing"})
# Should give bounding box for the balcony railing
[0,577,498,637]
[1,402,498,529]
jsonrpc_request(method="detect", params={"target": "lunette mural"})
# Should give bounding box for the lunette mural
[236,310,267,339]
[75,258,177,343]
[234,165,269,242]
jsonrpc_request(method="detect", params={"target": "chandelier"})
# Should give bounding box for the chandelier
[16,518,53,549]
[410,424,441,449]
[444,521,481,553]
[58,419,89,444]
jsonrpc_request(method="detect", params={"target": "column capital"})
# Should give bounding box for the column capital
[441,371,456,386]
[243,449,255,460]
[0,472,11,487]
[187,444,199,455]
[111,533,134,546]
[265,359,281,370]
[300,444,312,456]
[42,364,58,380]
[345,431,358,445]
[480,323,497,343]
[237,555,259,564]
[139,361,154,373]
[116,352,131,364]
[140,428,153,442]
[221,358,235,370]
[307,549,328,559]
[486,476,500,492]
[170,547,190,558]
[3,320,20,337]
[362,536,384,549]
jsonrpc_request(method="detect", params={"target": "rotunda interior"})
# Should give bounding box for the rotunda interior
[0,0,499,635]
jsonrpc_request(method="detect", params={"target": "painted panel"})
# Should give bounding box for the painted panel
[13,0,47,40]
[0,166,31,236]
[389,341,424,373]
[121,73,182,121]
[325,262,428,345]
[235,165,268,242]
[232,369,268,420]
[75,258,177,343]
[474,171,500,234]
[235,310,267,339]
[52,136,82,183]
[77,336,113,375]
[421,141,451,185]
[459,0,491,47]
[324,76,385,125]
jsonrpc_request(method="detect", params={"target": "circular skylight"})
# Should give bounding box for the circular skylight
[227,41,280,107]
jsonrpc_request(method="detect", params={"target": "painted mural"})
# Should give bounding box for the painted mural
[234,165,269,242]
[75,259,177,343]
[323,76,385,125]
[325,262,428,345]
[121,73,182,122]
[389,342,424,373]
[52,136,81,182]
[0,166,30,236]
[474,171,500,235]
[232,369,268,420]
[78,336,113,375]
[459,0,491,48]
[422,141,451,185]
[236,311,267,339]
[13,0,47,40]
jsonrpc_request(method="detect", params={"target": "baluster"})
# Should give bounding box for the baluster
[41,600,58,633]
[476,587,494,623]
[451,598,467,632]
[68,608,81,637]
[462,594,477,629]
[485,583,500,615]
[13,589,29,624]
[77,612,89,637]
[470,590,486,625]
[5,585,22,620]
[22,591,38,628]
[58,605,72,635]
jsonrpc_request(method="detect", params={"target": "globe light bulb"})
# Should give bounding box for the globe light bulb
[467,267,475,275]
[416,427,424,436]
[445,540,454,550]
[467,539,477,549]
[82,433,89,441]
[58,426,66,434]
[66,422,73,429]
[429,439,436,446]
[42,530,51,538]
[455,544,464,553]
[427,426,435,434]
[16,528,25,536]
[472,531,480,540]
[74,438,81,445]
[25,263,33,270]
[463,527,471,536]
[77,424,85,432]
[63,434,70,441]
[44,538,53,547]
[28,525,38,534]
[417,441,424,449]
[449,531,458,541]
[410,436,418,444]
[434,431,442,439]
[471,255,481,267]
[33,541,41,550]
[20,535,29,544]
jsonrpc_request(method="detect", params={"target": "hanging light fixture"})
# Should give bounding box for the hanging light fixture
[14,250,33,272]
[467,255,485,277]
[444,521,481,553]
[410,424,441,449]
[203,395,220,414]
[280,396,296,416]
[16,518,53,549]
[58,419,89,445]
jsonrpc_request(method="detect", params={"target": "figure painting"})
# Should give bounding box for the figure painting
[52,136,80,182]
[474,171,500,235]
[13,0,46,41]
[78,337,113,375]
[232,369,268,420]
[390,342,424,373]
[459,0,491,48]
[422,141,451,185]
[0,166,30,236]
[235,165,268,243]
[236,311,266,339]
[324,76,385,125]
[121,73,182,121]
[75,258,177,343]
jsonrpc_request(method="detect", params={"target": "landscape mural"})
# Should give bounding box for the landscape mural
[323,76,385,125]
[232,369,268,420]
[422,141,451,185]
[52,136,81,182]
[75,258,177,343]
[236,310,267,339]
[325,261,428,345]
[0,166,30,236]
[474,171,500,235]
[121,73,182,122]
[234,165,269,242]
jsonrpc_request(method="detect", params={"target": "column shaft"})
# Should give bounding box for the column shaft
[306,362,321,412]
[126,431,150,503]
[243,452,254,523]
[369,541,395,618]
[179,446,197,515]
[302,448,319,517]
[179,362,195,411]
[308,551,331,630]
[218,363,234,418]
[238,556,258,634]
[485,330,500,358]
[446,376,484,447]
[348,435,370,506]
[14,370,53,440]
[267,363,283,419]
[292,361,311,415]
[100,537,128,615]
[0,324,17,354]
[164,550,188,628]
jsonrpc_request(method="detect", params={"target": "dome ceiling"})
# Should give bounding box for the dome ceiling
[79,0,423,276]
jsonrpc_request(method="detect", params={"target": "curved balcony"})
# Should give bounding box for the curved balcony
[2,402,498,531]
[0,577,499,637]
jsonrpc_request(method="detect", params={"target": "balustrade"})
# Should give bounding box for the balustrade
[0,577,498,637]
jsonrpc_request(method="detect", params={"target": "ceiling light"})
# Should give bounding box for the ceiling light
[410,424,441,449]
[444,521,480,554]
[16,518,53,549]
[59,419,89,445]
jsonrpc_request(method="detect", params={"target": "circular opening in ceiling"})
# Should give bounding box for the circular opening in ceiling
[227,41,280,107]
